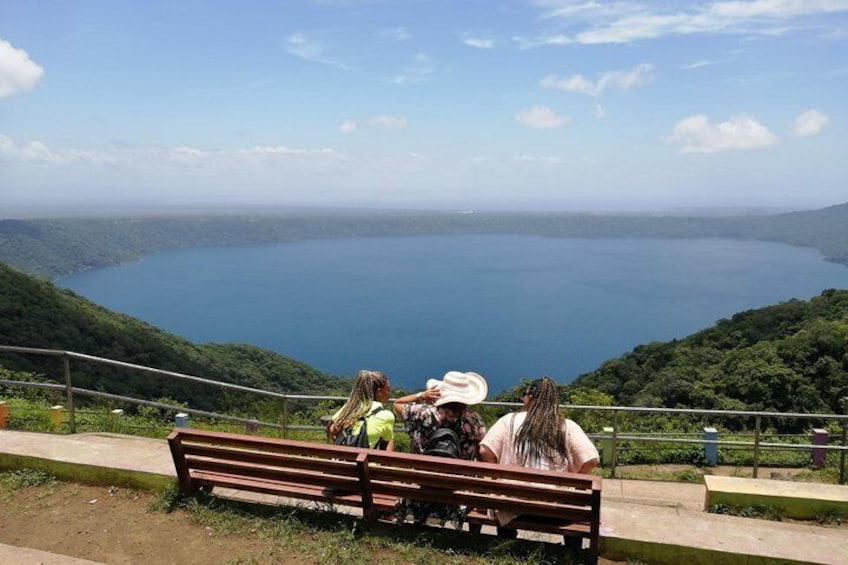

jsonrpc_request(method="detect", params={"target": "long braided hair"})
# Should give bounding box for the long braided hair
[514,377,567,466]
[330,370,388,435]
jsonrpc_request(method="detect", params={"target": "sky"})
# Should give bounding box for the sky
[1,0,847,214]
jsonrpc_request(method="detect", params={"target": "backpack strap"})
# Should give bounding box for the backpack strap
[363,406,391,450]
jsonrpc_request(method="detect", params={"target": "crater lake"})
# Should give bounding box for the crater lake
[58,235,848,394]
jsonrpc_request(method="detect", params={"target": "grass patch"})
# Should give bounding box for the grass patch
[164,491,593,565]
[815,508,847,526]
[0,468,56,491]
[601,465,706,484]
[708,502,786,521]
[149,483,184,513]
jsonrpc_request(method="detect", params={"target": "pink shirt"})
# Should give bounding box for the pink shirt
[479,411,600,525]
[480,411,598,472]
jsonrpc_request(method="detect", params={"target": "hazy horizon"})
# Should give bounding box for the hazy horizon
[2,2,846,213]
[0,200,828,220]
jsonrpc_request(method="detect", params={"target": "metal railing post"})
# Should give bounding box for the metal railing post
[752,416,761,478]
[840,422,847,485]
[282,396,289,438]
[610,409,619,479]
[840,397,848,485]
[62,354,76,433]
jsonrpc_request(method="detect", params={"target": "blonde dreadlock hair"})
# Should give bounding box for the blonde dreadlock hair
[514,377,567,466]
[330,370,388,435]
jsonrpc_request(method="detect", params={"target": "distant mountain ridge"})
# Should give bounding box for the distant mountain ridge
[0,202,846,278]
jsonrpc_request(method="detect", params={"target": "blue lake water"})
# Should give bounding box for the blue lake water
[58,235,848,394]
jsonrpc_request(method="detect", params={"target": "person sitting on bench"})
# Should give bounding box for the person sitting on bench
[327,369,395,451]
[478,376,599,538]
[392,370,488,525]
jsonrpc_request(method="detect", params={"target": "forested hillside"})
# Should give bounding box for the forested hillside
[572,289,848,415]
[0,262,344,411]
[1,202,846,279]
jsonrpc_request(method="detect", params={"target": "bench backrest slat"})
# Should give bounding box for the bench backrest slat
[185,457,360,490]
[369,481,594,522]
[369,467,594,506]
[181,443,360,477]
[367,450,599,491]
[172,428,363,461]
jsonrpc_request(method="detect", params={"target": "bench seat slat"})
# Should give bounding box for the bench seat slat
[192,471,368,506]
[465,511,591,537]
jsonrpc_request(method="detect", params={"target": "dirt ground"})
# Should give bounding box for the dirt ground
[0,482,295,565]
[0,482,624,565]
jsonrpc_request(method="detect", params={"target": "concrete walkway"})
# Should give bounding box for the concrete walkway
[1,430,846,565]
[0,543,104,565]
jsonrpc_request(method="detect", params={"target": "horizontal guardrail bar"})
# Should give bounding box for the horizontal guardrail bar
[565,403,848,421]
[588,434,848,452]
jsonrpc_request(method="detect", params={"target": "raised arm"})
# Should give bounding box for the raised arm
[392,387,441,418]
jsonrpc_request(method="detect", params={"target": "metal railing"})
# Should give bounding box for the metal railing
[2,344,847,483]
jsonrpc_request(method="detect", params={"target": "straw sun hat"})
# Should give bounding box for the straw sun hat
[426,371,488,407]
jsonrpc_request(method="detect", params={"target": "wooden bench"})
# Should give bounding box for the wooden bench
[168,428,602,563]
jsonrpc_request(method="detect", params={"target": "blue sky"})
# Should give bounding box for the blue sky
[1,0,846,214]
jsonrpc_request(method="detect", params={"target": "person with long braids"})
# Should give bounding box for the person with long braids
[478,376,599,534]
[327,370,396,451]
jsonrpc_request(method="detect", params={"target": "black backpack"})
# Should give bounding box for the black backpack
[334,406,384,448]
[423,427,461,458]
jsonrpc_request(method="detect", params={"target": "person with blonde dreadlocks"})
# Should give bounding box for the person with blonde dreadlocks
[327,370,395,451]
[479,376,598,535]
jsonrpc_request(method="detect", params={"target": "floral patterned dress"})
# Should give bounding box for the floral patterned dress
[394,404,487,525]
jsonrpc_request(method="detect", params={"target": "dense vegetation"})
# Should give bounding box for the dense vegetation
[0,262,346,413]
[1,202,846,279]
[572,289,848,416]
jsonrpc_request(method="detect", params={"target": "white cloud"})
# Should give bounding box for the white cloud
[665,113,779,153]
[0,135,340,170]
[463,37,495,49]
[238,145,337,158]
[379,27,411,41]
[540,1,644,20]
[367,115,408,130]
[515,106,571,129]
[390,53,435,84]
[339,120,357,134]
[593,103,606,119]
[791,109,829,137]
[285,33,352,70]
[512,34,573,49]
[0,135,119,165]
[540,63,654,96]
[683,59,719,70]
[514,154,564,164]
[538,0,848,44]
[0,39,44,98]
